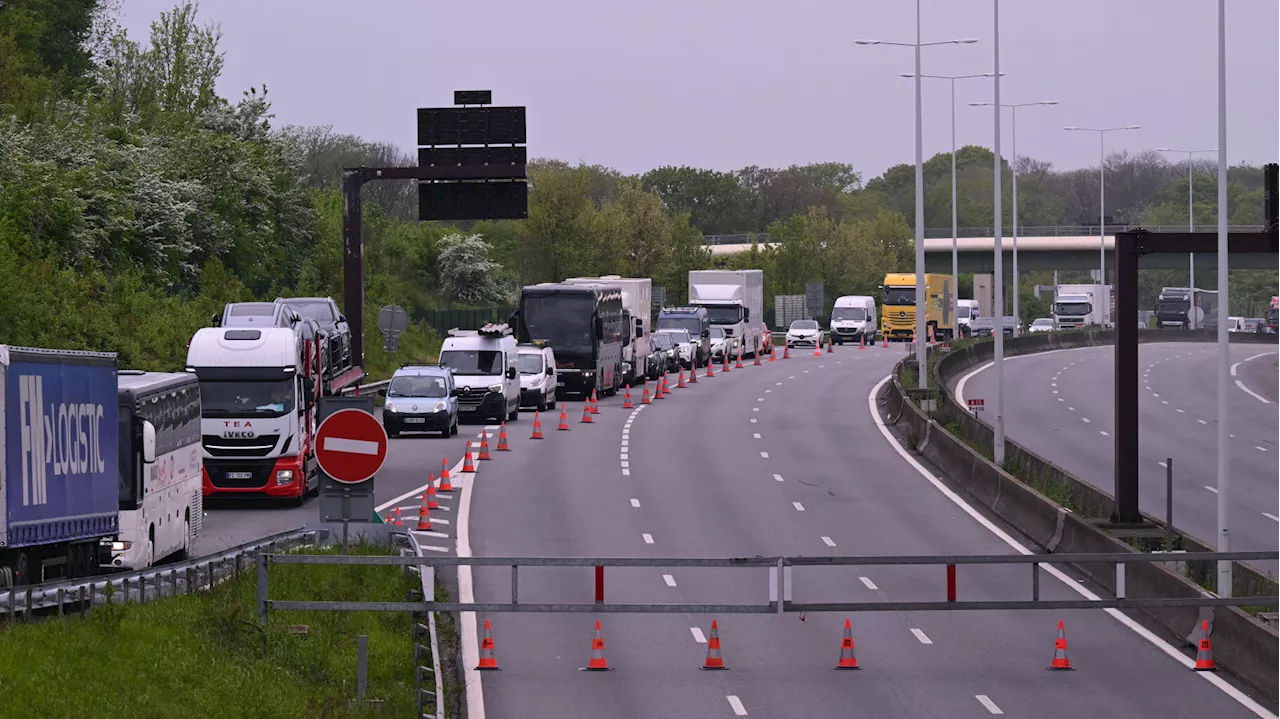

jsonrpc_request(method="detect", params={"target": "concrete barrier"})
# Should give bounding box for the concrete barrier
[886,332,1279,702]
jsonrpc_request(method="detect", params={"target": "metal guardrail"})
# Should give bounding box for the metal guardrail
[341,378,391,396]
[701,224,1266,245]
[256,551,1278,617]
[0,528,322,619]
[405,531,445,719]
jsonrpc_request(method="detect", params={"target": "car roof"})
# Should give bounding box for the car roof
[394,365,452,377]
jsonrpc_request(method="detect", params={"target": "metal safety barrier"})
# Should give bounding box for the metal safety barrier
[255,550,1278,619]
[701,224,1266,245]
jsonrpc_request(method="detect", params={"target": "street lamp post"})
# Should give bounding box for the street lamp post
[1063,125,1141,285]
[856,3,976,391]
[902,72,1004,340]
[1215,0,1230,599]
[1157,147,1217,290]
[970,100,1058,329]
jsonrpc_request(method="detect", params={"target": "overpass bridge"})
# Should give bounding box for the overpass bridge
[704,224,1272,271]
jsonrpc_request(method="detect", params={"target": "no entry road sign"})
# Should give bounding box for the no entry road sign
[315,408,388,484]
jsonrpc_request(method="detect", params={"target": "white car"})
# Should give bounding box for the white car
[1028,318,1055,333]
[517,343,557,411]
[655,329,696,368]
[785,319,824,349]
[708,326,739,361]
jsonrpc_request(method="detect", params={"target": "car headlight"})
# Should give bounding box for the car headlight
[584,371,594,378]
[385,402,398,413]
[434,401,447,412]
[488,384,503,394]
[275,469,295,486]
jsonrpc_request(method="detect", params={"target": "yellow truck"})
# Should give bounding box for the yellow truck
[880,272,956,341]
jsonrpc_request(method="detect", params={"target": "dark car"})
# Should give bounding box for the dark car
[649,333,682,374]
[971,316,1017,338]
[276,297,353,373]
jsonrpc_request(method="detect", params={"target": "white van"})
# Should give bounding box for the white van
[956,299,980,334]
[517,342,558,411]
[829,295,878,344]
[438,324,521,422]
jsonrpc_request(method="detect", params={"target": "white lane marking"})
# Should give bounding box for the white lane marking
[765,389,773,394]
[1100,430,1110,436]
[871,373,1276,719]
[821,536,836,547]
[757,397,765,402]
[859,576,878,590]
[455,441,484,719]
[663,574,677,587]
[621,438,629,447]
[630,498,641,507]
[1052,390,1059,395]
[418,544,450,553]
[760,452,770,459]
[803,370,810,374]
[1067,406,1076,411]
[776,382,783,386]
[753,433,762,439]
[413,529,450,539]
[750,418,758,423]
[1058,398,1064,402]
[1257,446,1269,453]
[1263,513,1280,523]
[1158,461,1168,468]
[1176,408,1185,413]
[1198,419,1208,425]
[322,437,380,455]
[1235,380,1273,404]
[1231,362,1240,377]
[691,627,707,643]
[976,695,1004,715]
[1162,400,1170,404]
[1051,382,1057,387]
[376,457,465,512]
[1153,393,1160,398]
[753,407,760,412]
[789,375,796,379]
[773,474,785,482]
[726,695,748,716]
[1081,418,1091,424]
[642,533,654,544]
[793,502,805,512]
[910,628,933,645]
[621,460,630,468]
[622,468,630,476]
[1205,486,1219,494]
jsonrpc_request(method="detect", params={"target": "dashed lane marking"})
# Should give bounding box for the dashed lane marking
[793,502,805,512]
[750,418,758,423]
[1081,418,1091,424]
[976,695,1004,715]
[910,628,933,645]
[860,576,878,590]
[821,536,836,548]
[773,474,784,482]
[630,498,641,507]
[642,533,654,544]
[622,468,630,476]
[1205,486,1218,494]
[1257,446,1269,453]
[726,695,748,716]
[753,433,762,439]
[691,627,706,643]
[1263,513,1279,523]
[663,574,677,587]
[1100,430,1109,436]
[760,452,770,459]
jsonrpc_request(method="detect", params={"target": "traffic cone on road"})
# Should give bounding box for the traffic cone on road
[753,350,762,366]
[623,385,634,408]
[663,373,672,396]
[688,364,698,383]
[783,345,790,359]
[462,450,476,473]
[496,422,510,451]
[813,342,823,357]
[477,619,500,670]
[769,346,777,361]
[701,620,728,670]
[654,377,665,399]
[581,402,594,423]
[590,389,600,415]
[1193,620,1216,671]
[705,358,715,377]
[581,620,613,671]
[827,337,835,354]
[557,406,571,431]
[641,386,652,404]
[426,482,439,510]
[677,369,687,388]
[882,334,889,348]
[530,411,545,439]
[1047,619,1074,670]
[835,619,860,669]
[722,352,731,373]
[439,458,454,492]
[416,493,432,531]
[392,507,404,526]
[478,432,492,460]
[860,334,866,350]
[735,348,744,369]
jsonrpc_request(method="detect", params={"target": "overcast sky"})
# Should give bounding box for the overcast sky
[119,0,1278,180]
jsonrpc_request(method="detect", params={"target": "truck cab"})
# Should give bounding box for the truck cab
[438,324,521,423]
[829,295,877,344]
[688,269,768,357]
[657,306,711,367]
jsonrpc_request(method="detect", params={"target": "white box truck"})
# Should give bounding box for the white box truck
[688,269,768,357]
[1052,284,1112,330]
[565,275,652,385]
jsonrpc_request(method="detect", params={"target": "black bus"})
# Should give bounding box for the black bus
[515,283,625,398]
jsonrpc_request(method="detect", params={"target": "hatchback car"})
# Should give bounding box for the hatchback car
[785,319,824,349]
[1028,318,1055,333]
[380,366,459,438]
[654,329,696,369]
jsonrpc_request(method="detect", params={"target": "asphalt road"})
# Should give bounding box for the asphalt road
[454,345,1273,718]
[955,342,1279,575]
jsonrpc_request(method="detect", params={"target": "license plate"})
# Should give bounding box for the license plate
[557,382,566,387]
[405,417,426,424]
[227,471,252,479]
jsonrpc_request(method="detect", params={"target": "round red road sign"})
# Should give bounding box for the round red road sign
[314,408,388,484]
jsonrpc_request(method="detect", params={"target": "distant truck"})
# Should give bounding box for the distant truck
[1052,284,1112,330]
[956,299,980,335]
[1,347,120,587]
[880,272,955,341]
[565,276,652,386]
[688,269,769,357]
[1155,287,1218,330]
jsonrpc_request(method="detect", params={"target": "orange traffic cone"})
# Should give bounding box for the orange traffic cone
[392,507,404,526]
[662,373,672,396]
[590,389,600,415]
[641,386,652,404]
[623,385,634,408]
[769,346,777,362]
[783,345,790,359]
[1048,619,1073,670]
[496,422,511,451]
[701,620,728,670]
[1193,620,1216,671]
[835,619,860,669]
[813,342,823,357]
[462,450,476,473]
[827,337,835,354]
[882,334,889,348]
[426,481,439,510]
[753,350,762,366]
[654,377,665,399]
[688,364,698,383]
[557,406,571,431]
[581,403,594,423]
[860,334,866,350]
[706,358,715,377]
[478,433,492,460]
[477,619,500,670]
[439,458,454,492]
[735,348,744,369]
[416,492,432,531]
[530,411,545,439]
[581,620,613,671]
[722,352,731,373]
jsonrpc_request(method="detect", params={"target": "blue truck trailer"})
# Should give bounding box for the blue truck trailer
[0,346,120,587]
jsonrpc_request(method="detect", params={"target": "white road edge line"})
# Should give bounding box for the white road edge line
[726,695,748,716]
[1234,379,1273,405]
[871,373,1276,719]
[1205,486,1219,494]
[975,695,1003,715]
[1262,513,1279,523]
[454,453,484,719]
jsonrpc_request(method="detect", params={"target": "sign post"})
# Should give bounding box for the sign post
[378,304,409,355]
[316,397,387,553]
[967,398,985,414]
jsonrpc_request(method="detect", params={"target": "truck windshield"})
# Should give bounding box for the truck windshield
[439,350,503,376]
[658,317,702,336]
[517,354,544,374]
[523,293,595,355]
[1053,302,1091,316]
[704,305,743,324]
[388,375,448,398]
[882,287,916,306]
[832,308,866,321]
[199,379,294,418]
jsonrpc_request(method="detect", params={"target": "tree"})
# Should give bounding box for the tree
[640,165,749,234]
[436,233,508,305]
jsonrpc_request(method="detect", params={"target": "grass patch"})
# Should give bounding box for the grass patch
[0,541,420,718]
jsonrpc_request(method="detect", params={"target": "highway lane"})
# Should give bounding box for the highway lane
[462,345,1273,718]
[955,343,1279,575]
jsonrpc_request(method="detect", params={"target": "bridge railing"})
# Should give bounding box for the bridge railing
[702,224,1265,245]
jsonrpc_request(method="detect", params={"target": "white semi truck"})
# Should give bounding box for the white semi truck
[1052,284,1113,330]
[688,269,768,358]
[565,275,652,386]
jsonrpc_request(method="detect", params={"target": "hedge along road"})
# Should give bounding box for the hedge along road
[954,342,1279,576]
[453,342,1274,719]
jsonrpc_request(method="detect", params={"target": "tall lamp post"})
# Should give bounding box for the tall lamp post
[1063,125,1141,285]
[971,100,1058,329]
[901,71,1003,339]
[1214,0,1230,598]
[1157,146,1217,290]
[856,3,976,390]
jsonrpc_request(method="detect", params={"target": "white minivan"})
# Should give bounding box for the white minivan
[829,295,878,344]
[517,342,558,411]
[438,324,521,422]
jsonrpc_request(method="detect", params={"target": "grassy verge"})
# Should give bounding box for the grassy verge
[0,541,419,718]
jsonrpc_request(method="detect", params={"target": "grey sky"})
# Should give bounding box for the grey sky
[120,0,1278,180]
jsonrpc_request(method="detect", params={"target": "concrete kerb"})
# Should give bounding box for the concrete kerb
[887,335,1279,704]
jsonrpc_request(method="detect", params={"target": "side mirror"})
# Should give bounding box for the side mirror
[545,366,554,376]
[702,329,711,338]
[506,367,517,380]
[338,314,347,323]
[743,308,750,321]
[450,387,462,397]
[141,421,157,464]
[635,326,644,337]
[377,388,387,397]
[211,313,221,327]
